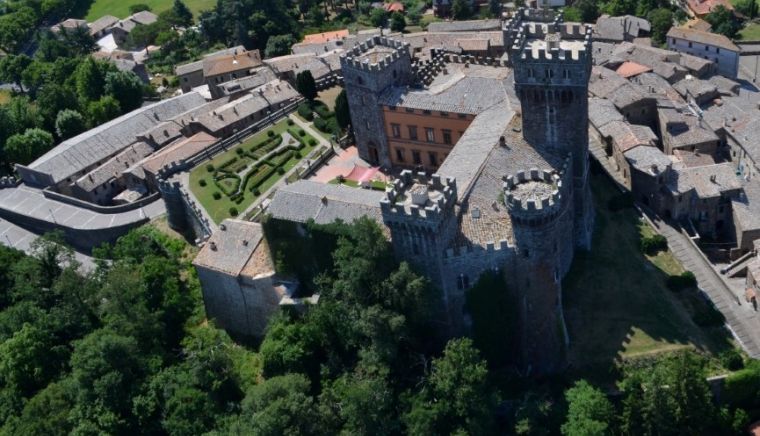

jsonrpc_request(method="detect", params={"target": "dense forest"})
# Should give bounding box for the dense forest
[0,218,758,434]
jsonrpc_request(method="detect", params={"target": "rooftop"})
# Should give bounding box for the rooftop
[193,219,273,277]
[667,162,741,198]
[667,27,740,52]
[302,29,349,44]
[203,50,262,77]
[427,19,502,33]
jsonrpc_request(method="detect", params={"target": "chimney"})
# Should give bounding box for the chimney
[710,174,717,183]
[209,241,217,251]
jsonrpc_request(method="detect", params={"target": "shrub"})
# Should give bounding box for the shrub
[277,167,285,175]
[199,179,207,187]
[287,118,294,126]
[235,148,244,155]
[314,104,332,119]
[640,234,668,255]
[229,207,238,216]
[297,103,313,121]
[308,138,318,146]
[314,117,327,132]
[666,271,697,291]
[253,188,261,196]
[206,164,214,172]
[267,130,275,137]
[212,192,222,200]
[295,151,302,158]
[720,349,745,371]
[723,361,760,408]
[607,192,633,211]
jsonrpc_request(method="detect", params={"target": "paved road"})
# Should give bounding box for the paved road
[0,216,96,271]
[652,217,760,358]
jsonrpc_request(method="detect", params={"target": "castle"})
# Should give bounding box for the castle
[299,10,595,373]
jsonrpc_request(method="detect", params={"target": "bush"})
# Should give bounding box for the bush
[236,148,244,155]
[608,192,633,211]
[199,179,207,187]
[287,118,294,126]
[276,167,285,175]
[229,207,238,216]
[640,234,668,255]
[723,361,760,408]
[297,103,313,121]
[298,129,306,137]
[309,138,318,146]
[253,188,261,196]
[267,130,275,137]
[720,349,745,371]
[666,271,697,291]
[206,164,214,172]
[212,192,222,200]
[314,104,332,119]
[295,151,302,158]
[314,117,327,132]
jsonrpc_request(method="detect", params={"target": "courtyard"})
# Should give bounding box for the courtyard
[189,118,322,224]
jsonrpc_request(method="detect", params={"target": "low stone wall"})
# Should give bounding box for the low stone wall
[42,188,161,214]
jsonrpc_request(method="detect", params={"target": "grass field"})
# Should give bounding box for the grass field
[189,118,319,224]
[563,169,735,384]
[739,23,760,41]
[84,0,215,21]
[0,90,10,105]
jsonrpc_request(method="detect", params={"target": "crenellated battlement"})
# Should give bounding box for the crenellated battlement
[339,36,411,73]
[504,155,571,225]
[380,170,457,226]
[511,24,593,64]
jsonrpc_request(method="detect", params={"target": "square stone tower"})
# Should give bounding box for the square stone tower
[511,22,595,248]
[340,37,413,168]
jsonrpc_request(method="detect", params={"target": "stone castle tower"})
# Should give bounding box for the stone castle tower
[380,171,459,322]
[340,37,413,168]
[504,161,575,373]
[510,22,595,249]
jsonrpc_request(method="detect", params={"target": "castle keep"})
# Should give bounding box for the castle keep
[266,10,595,373]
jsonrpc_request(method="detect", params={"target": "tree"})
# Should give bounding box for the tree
[74,57,107,103]
[306,5,326,26]
[265,34,294,58]
[0,323,64,397]
[561,380,616,436]
[334,89,351,129]
[4,128,54,165]
[169,0,194,27]
[319,371,399,434]
[370,8,388,28]
[0,54,31,91]
[489,0,502,17]
[403,338,498,434]
[451,0,471,20]
[575,0,600,23]
[129,3,152,13]
[734,0,758,19]
[648,8,673,46]
[227,374,320,435]
[706,5,741,38]
[36,84,79,132]
[390,11,406,32]
[69,329,146,433]
[0,8,37,54]
[295,70,318,101]
[54,109,86,140]
[105,70,144,113]
[87,95,121,126]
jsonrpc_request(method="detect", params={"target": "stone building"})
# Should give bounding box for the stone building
[193,219,316,337]
[267,10,595,373]
[667,27,740,79]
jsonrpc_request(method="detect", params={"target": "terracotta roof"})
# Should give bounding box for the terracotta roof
[683,18,712,32]
[202,50,262,77]
[384,2,404,12]
[685,0,733,16]
[616,61,652,78]
[667,27,740,52]
[141,131,218,175]
[303,29,349,44]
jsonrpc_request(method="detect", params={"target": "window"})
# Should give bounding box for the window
[689,42,692,48]
[405,108,414,113]
[563,69,570,79]
[442,129,452,145]
[705,45,709,51]
[395,148,405,162]
[528,68,534,78]
[523,248,529,258]
[545,68,553,78]
[457,274,470,290]
[423,110,431,115]
[717,47,720,53]
[425,128,435,142]
[365,119,370,129]
[429,152,438,167]
[183,77,188,82]
[391,123,401,138]
[408,125,418,140]
[440,111,449,117]
[412,150,422,165]
[389,106,397,111]
[358,76,364,85]
[458,113,467,119]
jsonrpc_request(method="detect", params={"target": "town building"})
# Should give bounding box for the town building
[667,27,740,79]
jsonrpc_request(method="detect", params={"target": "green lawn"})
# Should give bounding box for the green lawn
[84,0,215,21]
[189,118,319,224]
[739,23,760,41]
[562,169,735,384]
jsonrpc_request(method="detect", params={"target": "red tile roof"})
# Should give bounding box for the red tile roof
[685,0,733,16]
[302,29,349,44]
[384,2,405,12]
[616,61,652,78]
